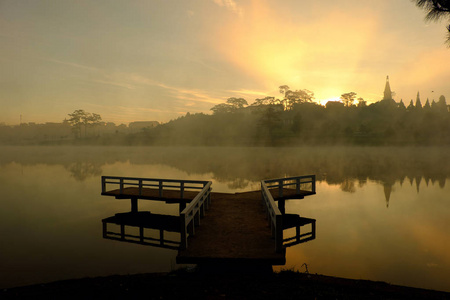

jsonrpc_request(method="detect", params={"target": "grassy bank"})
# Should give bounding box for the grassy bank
[2,269,449,299]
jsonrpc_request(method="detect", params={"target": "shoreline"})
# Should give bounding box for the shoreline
[2,270,449,299]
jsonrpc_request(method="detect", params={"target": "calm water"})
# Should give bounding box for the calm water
[0,146,449,291]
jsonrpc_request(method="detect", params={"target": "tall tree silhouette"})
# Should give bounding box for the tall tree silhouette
[340,92,357,107]
[413,0,450,45]
[66,109,102,138]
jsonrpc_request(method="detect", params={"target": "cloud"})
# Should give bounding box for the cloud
[90,79,135,90]
[41,58,98,72]
[225,88,274,101]
[212,0,243,17]
[122,74,224,105]
[209,2,382,100]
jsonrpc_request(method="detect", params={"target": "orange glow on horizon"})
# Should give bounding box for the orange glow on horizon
[211,1,380,101]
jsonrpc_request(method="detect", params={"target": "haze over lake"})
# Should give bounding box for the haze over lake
[0,145,449,292]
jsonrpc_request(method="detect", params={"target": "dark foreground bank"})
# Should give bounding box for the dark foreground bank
[2,269,449,300]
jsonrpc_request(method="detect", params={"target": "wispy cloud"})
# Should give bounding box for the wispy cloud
[43,58,138,90]
[41,57,98,72]
[212,0,243,17]
[227,89,272,98]
[125,74,224,105]
[90,79,135,90]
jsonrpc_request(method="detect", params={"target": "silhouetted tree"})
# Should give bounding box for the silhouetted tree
[210,103,234,114]
[357,97,367,107]
[279,85,314,110]
[412,0,450,45]
[210,97,248,114]
[340,92,357,107]
[251,96,278,106]
[438,95,448,111]
[226,97,248,108]
[88,113,102,136]
[424,98,431,110]
[67,109,86,138]
[66,109,102,138]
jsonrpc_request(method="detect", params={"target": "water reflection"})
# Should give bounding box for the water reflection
[0,146,449,292]
[102,212,181,250]
[65,161,102,181]
[1,146,448,196]
[282,214,316,247]
[101,194,316,252]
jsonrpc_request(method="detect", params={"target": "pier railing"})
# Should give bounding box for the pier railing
[261,181,283,253]
[179,181,212,250]
[101,176,209,198]
[264,175,316,199]
[261,175,316,253]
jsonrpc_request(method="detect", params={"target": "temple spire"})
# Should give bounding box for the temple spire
[383,75,393,101]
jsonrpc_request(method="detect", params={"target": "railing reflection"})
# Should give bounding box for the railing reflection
[101,209,316,251]
[102,211,181,250]
[282,214,316,247]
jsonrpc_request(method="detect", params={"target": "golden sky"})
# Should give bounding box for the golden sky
[1,0,449,125]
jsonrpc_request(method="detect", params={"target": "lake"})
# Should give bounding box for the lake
[0,146,449,292]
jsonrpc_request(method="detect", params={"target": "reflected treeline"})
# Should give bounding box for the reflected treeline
[65,162,102,181]
[1,146,448,193]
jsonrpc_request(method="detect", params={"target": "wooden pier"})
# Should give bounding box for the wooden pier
[101,175,316,266]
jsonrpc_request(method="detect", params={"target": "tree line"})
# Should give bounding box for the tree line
[141,86,449,146]
[1,92,448,146]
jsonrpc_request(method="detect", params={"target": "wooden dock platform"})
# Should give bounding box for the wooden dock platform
[101,175,317,266]
[177,191,285,265]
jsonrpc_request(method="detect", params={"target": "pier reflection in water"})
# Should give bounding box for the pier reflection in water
[102,212,181,250]
[101,206,316,252]
[100,176,317,260]
[0,146,449,292]
[282,214,315,247]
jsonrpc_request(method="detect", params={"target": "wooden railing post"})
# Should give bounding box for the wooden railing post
[102,221,107,238]
[312,219,316,239]
[101,176,106,193]
[275,214,283,253]
[120,224,125,240]
[312,175,316,193]
[119,178,124,194]
[178,181,212,251]
[131,197,138,213]
[261,180,284,253]
[278,180,283,198]
[180,214,187,250]
[180,182,184,199]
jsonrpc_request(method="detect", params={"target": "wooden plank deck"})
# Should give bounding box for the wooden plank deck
[176,191,286,265]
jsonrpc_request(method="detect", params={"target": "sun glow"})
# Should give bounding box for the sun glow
[319,97,341,106]
[211,0,380,98]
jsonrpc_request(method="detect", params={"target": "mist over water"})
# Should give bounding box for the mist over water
[0,145,449,291]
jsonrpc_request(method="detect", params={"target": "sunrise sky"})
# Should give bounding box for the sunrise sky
[1,0,450,125]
